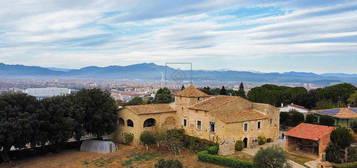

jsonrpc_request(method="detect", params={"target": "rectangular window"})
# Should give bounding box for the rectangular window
[258,121,261,129]
[183,119,187,127]
[197,120,202,130]
[270,119,272,125]
[209,121,215,132]
[243,123,248,132]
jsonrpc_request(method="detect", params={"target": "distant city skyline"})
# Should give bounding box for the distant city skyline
[0,0,357,73]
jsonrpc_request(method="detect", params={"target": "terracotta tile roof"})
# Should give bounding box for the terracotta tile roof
[285,123,335,141]
[189,95,269,123]
[311,108,357,119]
[125,104,176,115]
[173,85,209,98]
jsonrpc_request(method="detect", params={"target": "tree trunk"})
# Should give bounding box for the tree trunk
[345,147,348,162]
[0,146,11,163]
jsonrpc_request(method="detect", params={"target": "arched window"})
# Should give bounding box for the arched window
[143,118,156,127]
[118,118,124,126]
[127,119,134,127]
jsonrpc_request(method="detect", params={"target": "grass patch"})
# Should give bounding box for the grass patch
[121,152,160,167]
[81,157,113,167]
[287,153,313,166]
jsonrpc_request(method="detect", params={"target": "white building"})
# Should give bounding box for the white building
[24,87,71,99]
[280,103,309,113]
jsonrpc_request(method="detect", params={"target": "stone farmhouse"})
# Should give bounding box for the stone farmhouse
[117,86,280,148]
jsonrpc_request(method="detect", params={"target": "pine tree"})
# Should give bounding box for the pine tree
[181,85,185,90]
[220,86,227,95]
[237,82,246,98]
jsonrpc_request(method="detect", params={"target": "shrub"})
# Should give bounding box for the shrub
[258,136,267,145]
[123,133,134,145]
[197,150,254,168]
[207,145,219,155]
[331,127,354,149]
[154,159,183,168]
[267,138,273,143]
[183,135,215,152]
[140,131,156,146]
[162,129,185,155]
[253,145,290,168]
[325,143,345,163]
[235,140,244,151]
[347,147,357,162]
[333,162,357,168]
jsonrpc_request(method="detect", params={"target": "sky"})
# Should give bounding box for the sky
[0,0,357,73]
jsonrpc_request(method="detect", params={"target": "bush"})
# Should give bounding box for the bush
[154,159,183,168]
[140,131,156,146]
[253,145,290,168]
[331,127,354,149]
[123,133,134,145]
[325,143,345,163]
[267,138,273,143]
[305,114,318,124]
[258,136,267,145]
[347,147,357,162]
[235,140,244,151]
[207,145,219,155]
[183,135,215,152]
[333,162,357,168]
[197,150,254,168]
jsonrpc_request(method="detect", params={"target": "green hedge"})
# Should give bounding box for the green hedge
[197,150,254,168]
[333,162,357,168]
[207,145,219,155]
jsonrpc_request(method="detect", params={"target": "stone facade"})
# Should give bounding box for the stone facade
[117,86,280,148]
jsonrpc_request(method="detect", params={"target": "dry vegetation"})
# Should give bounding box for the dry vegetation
[0,145,224,168]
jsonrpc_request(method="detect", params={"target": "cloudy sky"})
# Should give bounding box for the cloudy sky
[0,0,357,73]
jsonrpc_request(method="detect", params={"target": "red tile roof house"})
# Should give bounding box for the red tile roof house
[285,123,335,159]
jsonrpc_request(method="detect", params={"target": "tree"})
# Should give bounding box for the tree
[290,111,304,127]
[330,127,354,149]
[126,96,144,105]
[153,88,173,104]
[253,145,291,168]
[35,96,75,150]
[316,99,336,109]
[74,89,118,138]
[319,115,335,126]
[200,87,211,95]
[220,86,227,95]
[305,114,318,124]
[325,143,345,163]
[316,83,357,107]
[0,92,38,162]
[348,92,357,107]
[181,85,185,90]
[236,82,246,98]
[280,112,289,128]
[326,127,354,163]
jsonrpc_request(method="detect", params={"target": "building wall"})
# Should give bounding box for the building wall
[280,106,309,113]
[117,108,177,144]
[117,95,280,147]
[319,133,332,158]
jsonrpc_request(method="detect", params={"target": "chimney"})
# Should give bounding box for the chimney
[281,103,284,107]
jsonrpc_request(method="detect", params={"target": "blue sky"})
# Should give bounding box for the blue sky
[0,0,357,73]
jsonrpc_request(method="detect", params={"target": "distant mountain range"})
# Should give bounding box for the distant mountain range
[1,62,357,85]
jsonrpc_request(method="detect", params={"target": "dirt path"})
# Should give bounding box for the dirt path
[0,145,223,168]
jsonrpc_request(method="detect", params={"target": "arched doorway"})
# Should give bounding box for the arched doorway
[243,138,248,148]
[143,118,156,127]
[118,118,124,126]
